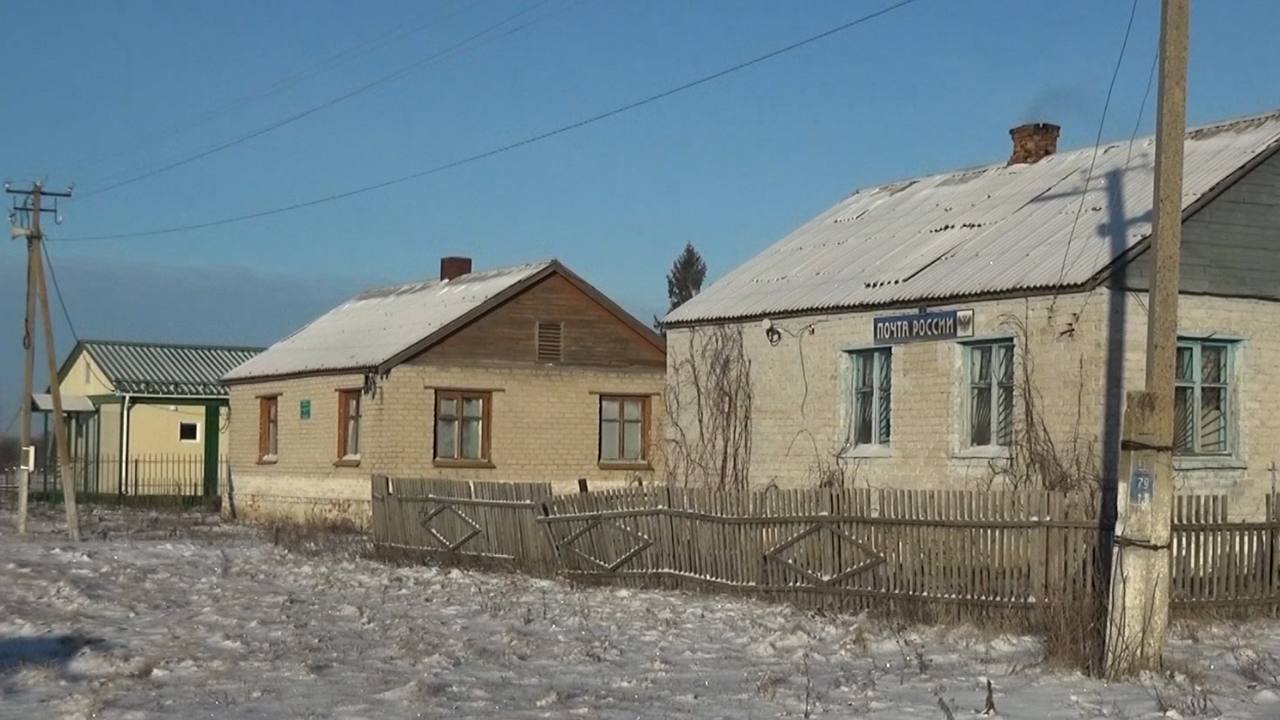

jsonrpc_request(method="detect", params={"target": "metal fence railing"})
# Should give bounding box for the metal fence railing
[11,453,229,508]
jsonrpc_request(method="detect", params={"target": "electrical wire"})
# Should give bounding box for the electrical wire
[74,0,561,201]
[1068,43,1160,326]
[41,242,79,342]
[1046,0,1141,318]
[61,0,478,182]
[2,406,18,438]
[57,0,922,242]
[1125,45,1160,170]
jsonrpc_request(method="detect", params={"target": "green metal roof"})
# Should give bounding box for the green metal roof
[73,340,263,397]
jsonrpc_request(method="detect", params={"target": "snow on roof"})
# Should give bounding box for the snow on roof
[224,262,553,381]
[666,110,1280,325]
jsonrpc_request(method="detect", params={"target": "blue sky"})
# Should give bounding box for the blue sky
[2,0,1278,428]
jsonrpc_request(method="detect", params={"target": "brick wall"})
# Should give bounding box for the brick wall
[226,364,665,524]
[667,289,1280,518]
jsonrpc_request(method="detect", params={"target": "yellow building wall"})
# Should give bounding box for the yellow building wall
[55,351,231,496]
[61,352,113,397]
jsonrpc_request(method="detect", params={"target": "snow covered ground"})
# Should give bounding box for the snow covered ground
[2,506,1279,719]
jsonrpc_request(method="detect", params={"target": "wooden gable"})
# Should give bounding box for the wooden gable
[1125,149,1280,298]
[410,272,665,369]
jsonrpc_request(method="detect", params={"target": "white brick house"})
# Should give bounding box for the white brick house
[663,111,1280,517]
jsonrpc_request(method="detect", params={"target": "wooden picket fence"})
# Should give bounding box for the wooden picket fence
[537,485,1103,618]
[370,477,1280,619]
[1170,494,1280,608]
[370,476,558,575]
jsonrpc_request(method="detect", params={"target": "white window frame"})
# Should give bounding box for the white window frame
[847,348,892,449]
[1174,338,1235,456]
[178,421,201,444]
[963,339,1015,449]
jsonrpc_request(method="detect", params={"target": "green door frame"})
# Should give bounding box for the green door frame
[127,397,226,497]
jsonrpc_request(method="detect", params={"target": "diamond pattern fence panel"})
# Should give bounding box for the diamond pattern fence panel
[538,487,1107,619]
[370,476,557,575]
[372,479,1280,620]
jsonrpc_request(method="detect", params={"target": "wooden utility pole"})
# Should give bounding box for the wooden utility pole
[1106,0,1189,676]
[7,181,79,540]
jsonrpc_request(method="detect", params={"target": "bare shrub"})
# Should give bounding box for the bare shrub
[991,313,1101,495]
[265,515,370,558]
[1232,646,1280,688]
[1146,670,1220,717]
[664,325,752,490]
[1038,572,1108,676]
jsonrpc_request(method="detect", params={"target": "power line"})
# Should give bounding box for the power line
[73,0,561,201]
[1048,0,1141,317]
[57,0,922,242]
[41,242,79,342]
[61,0,477,182]
[1125,45,1160,168]
[1069,42,1160,325]
[36,236,120,394]
[2,405,18,437]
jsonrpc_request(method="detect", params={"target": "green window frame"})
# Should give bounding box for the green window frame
[1175,340,1233,455]
[849,348,892,446]
[966,340,1014,447]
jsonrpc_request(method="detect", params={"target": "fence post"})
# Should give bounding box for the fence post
[1030,491,1047,606]
[1271,493,1280,603]
[222,462,236,521]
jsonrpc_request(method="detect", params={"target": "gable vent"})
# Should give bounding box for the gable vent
[536,322,563,363]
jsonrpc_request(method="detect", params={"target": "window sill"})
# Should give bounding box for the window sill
[333,456,362,468]
[599,461,653,471]
[952,445,1010,461]
[1173,455,1246,471]
[256,455,278,466]
[841,445,892,460]
[433,459,496,469]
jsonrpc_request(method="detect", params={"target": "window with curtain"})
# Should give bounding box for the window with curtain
[849,348,892,446]
[337,389,361,459]
[435,390,490,463]
[967,340,1014,447]
[600,396,647,463]
[1175,340,1233,455]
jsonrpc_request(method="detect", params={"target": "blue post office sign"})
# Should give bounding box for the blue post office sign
[873,309,974,345]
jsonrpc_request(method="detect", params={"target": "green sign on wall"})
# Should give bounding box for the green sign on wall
[300,399,311,420]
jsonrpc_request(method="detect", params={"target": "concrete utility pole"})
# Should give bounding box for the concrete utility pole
[7,181,80,541]
[15,217,37,535]
[1105,0,1189,676]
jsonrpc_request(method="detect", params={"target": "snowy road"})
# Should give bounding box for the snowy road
[1,508,1278,719]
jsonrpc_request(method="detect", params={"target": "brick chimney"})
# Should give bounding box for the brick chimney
[439,256,472,281]
[1008,122,1060,165]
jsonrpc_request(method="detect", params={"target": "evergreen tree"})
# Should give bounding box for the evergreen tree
[665,243,707,312]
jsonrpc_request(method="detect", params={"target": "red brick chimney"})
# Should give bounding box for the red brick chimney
[1008,122,1061,165]
[439,256,472,281]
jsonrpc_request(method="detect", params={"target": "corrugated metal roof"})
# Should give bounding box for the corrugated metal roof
[224,262,553,381]
[666,110,1280,324]
[82,340,263,396]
